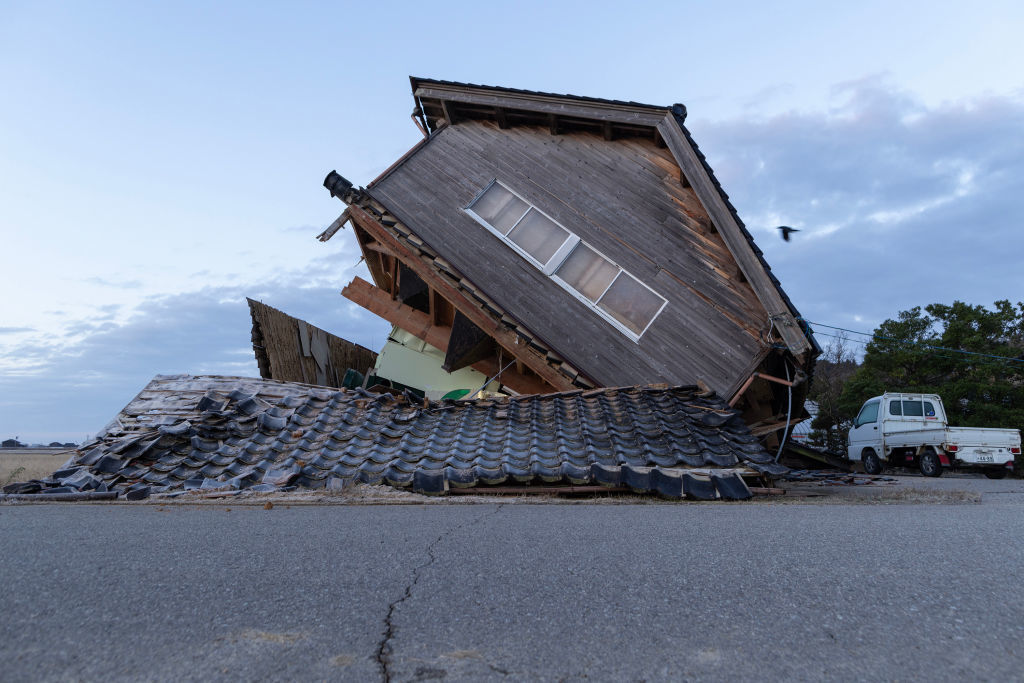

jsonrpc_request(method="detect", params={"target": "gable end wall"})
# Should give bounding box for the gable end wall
[369,120,772,393]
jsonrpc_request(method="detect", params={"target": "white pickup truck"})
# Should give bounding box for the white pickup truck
[848,392,1021,478]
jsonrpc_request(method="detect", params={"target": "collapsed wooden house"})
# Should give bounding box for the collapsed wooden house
[320,78,818,446]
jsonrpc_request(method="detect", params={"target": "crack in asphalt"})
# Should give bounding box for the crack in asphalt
[374,503,505,682]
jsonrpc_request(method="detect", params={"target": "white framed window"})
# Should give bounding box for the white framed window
[465,180,667,341]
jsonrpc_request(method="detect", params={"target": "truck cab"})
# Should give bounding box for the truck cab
[848,393,1020,478]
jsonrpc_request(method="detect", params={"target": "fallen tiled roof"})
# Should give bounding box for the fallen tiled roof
[15,375,786,501]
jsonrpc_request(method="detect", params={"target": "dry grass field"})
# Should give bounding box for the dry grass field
[0,449,73,487]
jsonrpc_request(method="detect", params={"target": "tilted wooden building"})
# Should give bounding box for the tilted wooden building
[321,78,818,443]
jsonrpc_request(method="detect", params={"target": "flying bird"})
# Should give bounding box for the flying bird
[777,226,800,242]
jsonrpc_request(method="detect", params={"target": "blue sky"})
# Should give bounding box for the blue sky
[1,0,1022,442]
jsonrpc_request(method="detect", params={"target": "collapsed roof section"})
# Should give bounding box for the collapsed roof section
[322,77,818,444]
[27,374,783,500]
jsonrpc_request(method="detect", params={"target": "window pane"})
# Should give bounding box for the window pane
[556,243,619,302]
[903,401,923,417]
[507,208,570,265]
[924,402,936,417]
[889,400,902,416]
[859,401,879,424]
[471,184,528,234]
[597,272,664,335]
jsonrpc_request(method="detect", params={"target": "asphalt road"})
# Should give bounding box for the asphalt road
[2,483,1024,681]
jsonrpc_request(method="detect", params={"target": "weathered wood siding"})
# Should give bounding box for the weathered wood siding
[368,121,770,393]
[248,298,377,388]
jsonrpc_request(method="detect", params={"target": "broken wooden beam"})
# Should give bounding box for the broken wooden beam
[748,487,786,496]
[316,209,350,242]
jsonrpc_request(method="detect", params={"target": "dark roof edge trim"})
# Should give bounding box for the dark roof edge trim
[410,76,671,112]
[411,78,669,129]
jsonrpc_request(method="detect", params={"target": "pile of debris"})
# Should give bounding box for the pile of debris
[4,374,787,502]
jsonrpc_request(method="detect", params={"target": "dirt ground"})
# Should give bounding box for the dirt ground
[0,449,74,488]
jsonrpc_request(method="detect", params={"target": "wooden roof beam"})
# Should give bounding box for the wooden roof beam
[352,225,388,289]
[362,240,403,260]
[440,99,457,125]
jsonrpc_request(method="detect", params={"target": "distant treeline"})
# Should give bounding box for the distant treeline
[2,439,78,449]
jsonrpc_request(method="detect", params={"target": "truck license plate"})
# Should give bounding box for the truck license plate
[977,455,994,463]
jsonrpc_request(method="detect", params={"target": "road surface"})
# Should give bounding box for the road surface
[1,478,1023,681]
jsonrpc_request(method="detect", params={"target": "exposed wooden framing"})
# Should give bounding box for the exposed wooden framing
[430,289,441,327]
[342,276,553,395]
[729,370,796,407]
[750,419,793,437]
[495,107,508,129]
[603,121,614,141]
[389,256,398,300]
[440,99,457,125]
[729,374,758,407]
[347,205,578,392]
[548,113,560,135]
[726,346,774,400]
[316,209,350,242]
[362,241,403,260]
[344,277,448,349]
[657,114,811,356]
[755,372,796,387]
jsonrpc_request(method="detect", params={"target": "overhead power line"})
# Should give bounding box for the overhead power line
[801,319,1024,365]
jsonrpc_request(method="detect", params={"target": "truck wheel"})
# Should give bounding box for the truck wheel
[985,468,1008,480]
[863,451,883,475]
[919,450,943,477]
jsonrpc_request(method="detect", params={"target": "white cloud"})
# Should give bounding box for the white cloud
[696,77,1024,332]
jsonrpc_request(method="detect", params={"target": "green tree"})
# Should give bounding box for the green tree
[807,334,858,453]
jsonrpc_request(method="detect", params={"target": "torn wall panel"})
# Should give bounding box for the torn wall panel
[247,298,377,388]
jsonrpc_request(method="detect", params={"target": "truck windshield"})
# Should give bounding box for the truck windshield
[857,401,879,426]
